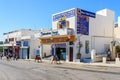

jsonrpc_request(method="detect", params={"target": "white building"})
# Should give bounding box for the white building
[2,29,39,59]
[40,8,114,62]
[114,17,120,40]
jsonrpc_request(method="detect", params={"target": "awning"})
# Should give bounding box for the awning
[40,35,75,44]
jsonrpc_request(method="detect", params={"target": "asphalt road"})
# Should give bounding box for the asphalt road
[0,60,120,80]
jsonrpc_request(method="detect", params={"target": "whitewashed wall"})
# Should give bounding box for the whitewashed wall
[29,39,40,59]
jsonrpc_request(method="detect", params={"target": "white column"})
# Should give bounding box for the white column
[66,42,69,62]
[74,41,78,62]
[40,44,43,60]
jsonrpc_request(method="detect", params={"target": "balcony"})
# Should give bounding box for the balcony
[57,28,74,36]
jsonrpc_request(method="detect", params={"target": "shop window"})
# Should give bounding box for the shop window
[85,40,89,54]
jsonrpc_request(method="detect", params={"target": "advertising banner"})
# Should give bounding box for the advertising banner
[77,8,96,35]
[81,9,96,18]
[53,9,76,21]
[77,8,90,35]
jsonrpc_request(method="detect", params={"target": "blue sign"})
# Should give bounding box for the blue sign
[53,9,76,21]
[77,16,89,35]
[77,8,96,18]
[55,43,66,47]
[23,41,29,46]
[77,8,90,35]
[16,41,21,46]
[40,32,51,36]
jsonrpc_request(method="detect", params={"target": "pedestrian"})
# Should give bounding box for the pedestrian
[107,49,111,61]
[0,51,3,59]
[51,55,57,64]
[6,54,9,61]
[35,55,42,63]
[13,52,18,61]
[57,50,61,64]
[8,52,13,59]
[13,53,16,60]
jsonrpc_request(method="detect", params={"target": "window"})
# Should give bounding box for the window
[85,40,89,54]
[23,41,29,46]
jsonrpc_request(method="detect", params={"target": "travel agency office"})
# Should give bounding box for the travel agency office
[40,8,114,62]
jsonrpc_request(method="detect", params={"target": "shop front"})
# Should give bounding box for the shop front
[55,43,66,60]
[40,35,75,62]
[2,44,13,56]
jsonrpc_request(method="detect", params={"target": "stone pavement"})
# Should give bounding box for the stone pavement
[2,56,120,74]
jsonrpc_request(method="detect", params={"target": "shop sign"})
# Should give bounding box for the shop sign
[77,16,89,35]
[40,32,51,36]
[53,9,76,21]
[77,8,96,18]
[16,41,21,46]
[40,39,52,44]
[40,35,75,44]
[54,37,68,43]
[40,31,59,37]
[55,43,66,47]
[77,8,89,35]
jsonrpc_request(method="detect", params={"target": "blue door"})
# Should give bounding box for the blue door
[22,48,28,59]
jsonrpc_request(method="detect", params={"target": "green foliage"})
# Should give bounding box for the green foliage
[116,45,120,53]
[0,47,3,52]
[77,53,81,59]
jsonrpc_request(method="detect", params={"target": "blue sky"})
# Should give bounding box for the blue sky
[0,0,119,40]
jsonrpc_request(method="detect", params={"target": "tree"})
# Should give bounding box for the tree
[116,45,120,58]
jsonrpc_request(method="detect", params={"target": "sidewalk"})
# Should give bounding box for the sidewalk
[41,59,120,67]
[26,58,120,68]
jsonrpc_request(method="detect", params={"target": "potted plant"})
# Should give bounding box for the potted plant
[115,45,120,58]
[76,42,82,62]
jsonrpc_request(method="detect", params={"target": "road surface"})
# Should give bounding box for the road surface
[0,60,120,80]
